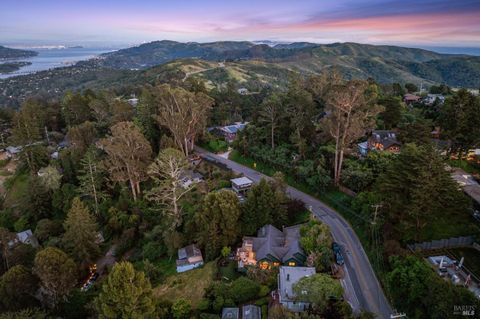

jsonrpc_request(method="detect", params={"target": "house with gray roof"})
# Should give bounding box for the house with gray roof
[368,130,401,153]
[9,229,39,248]
[278,266,316,312]
[237,224,306,270]
[180,170,203,189]
[242,304,261,319]
[222,307,240,319]
[209,122,248,143]
[176,244,204,273]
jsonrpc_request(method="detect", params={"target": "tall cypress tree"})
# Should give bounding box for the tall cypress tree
[242,178,287,235]
[63,197,100,266]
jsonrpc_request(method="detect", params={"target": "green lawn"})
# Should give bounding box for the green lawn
[154,261,216,307]
[155,258,177,277]
[199,139,228,154]
[3,173,29,208]
[218,260,240,281]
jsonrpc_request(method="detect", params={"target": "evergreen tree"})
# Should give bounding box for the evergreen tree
[242,178,286,235]
[196,191,241,260]
[21,176,52,222]
[438,89,480,156]
[33,247,77,308]
[377,144,470,241]
[378,96,403,129]
[0,265,39,311]
[63,197,100,265]
[77,147,107,215]
[94,262,156,319]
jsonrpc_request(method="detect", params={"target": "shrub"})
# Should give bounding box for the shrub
[258,285,270,298]
[230,277,260,304]
[142,241,165,261]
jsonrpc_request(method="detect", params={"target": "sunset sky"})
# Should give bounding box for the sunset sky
[2,0,480,48]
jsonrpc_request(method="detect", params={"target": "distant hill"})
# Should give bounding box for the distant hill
[2,41,480,108]
[0,45,38,59]
[100,40,254,69]
[98,41,480,87]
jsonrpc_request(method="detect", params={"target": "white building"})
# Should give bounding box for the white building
[278,266,316,312]
[176,244,204,273]
[231,176,253,196]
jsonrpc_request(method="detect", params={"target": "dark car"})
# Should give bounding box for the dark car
[332,242,345,266]
[332,242,341,254]
[335,251,345,266]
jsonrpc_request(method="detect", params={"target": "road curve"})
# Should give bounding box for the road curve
[195,147,393,318]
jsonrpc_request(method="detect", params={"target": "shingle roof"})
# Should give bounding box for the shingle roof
[222,308,240,319]
[249,224,305,264]
[178,244,202,260]
[242,305,261,319]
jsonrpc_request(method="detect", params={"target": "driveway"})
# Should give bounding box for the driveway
[195,146,393,318]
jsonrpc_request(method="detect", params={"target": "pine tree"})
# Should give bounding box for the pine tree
[377,144,470,241]
[63,197,100,265]
[94,262,156,319]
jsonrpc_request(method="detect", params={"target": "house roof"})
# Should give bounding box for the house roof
[370,130,401,149]
[222,308,240,319]
[358,141,368,149]
[242,305,262,319]
[221,123,247,134]
[247,224,305,264]
[16,229,33,243]
[6,146,21,154]
[231,176,253,187]
[180,170,203,180]
[404,93,421,101]
[278,266,316,302]
[178,244,202,260]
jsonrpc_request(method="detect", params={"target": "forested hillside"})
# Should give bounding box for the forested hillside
[0,46,38,59]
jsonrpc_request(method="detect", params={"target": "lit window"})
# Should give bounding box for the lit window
[288,262,296,266]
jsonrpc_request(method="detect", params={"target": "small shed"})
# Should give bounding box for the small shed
[176,244,204,273]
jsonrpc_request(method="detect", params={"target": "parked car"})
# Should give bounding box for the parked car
[335,252,345,266]
[332,242,344,266]
[332,242,341,254]
[473,211,480,222]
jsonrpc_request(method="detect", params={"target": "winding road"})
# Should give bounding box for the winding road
[195,146,393,318]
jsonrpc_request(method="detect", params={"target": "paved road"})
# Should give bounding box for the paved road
[195,147,393,318]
